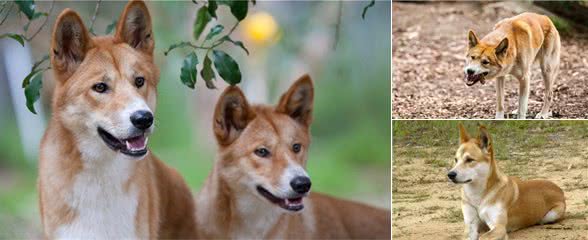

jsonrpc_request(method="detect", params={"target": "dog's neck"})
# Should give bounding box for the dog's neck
[196,161,283,239]
[463,155,507,207]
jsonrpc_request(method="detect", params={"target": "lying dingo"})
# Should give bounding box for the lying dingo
[194,74,391,239]
[448,124,565,240]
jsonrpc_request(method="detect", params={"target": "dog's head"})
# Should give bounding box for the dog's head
[447,124,493,185]
[463,30,509,86]
[50,1,158,159]
[213,75,314,212]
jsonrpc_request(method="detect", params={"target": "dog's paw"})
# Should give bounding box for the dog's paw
[495,112,504,119]
[534,112,552,119]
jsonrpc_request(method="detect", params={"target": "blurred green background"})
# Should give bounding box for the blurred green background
[0,1,390,236]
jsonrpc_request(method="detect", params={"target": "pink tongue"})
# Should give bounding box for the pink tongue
[126,135,147,150]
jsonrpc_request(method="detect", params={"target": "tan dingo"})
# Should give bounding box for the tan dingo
[448,124,565,239]
[38,1,196,238]
[194,75,391,239]
[464,12,560,119]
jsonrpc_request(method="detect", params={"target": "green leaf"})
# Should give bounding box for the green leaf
[105,20,117,34]
[21,68,44,88]
[15,0,35,20]
[193,6,212,41]
[205,24,224,40]
[219,0,248,21]
[180,52,199,89]
[24,72,43,114]
[212,50,241,85]
[201,55,216,89]
[164,41,192,56]
[228,0,248,21]
[221,36,249,55]
[0,33,25,46]
[208,0,218,18]
[362,0,375,20]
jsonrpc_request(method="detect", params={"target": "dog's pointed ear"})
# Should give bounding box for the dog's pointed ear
[468,30,479,49]
[213,86,255,146]
[51,9,93,81]
[276,74,314,127]
[458,123,470,144]
[477,125,492,152]
[115,0,154,55]
[495,38,509,56]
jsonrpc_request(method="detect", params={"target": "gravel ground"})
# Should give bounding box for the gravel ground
[392,1,588,119]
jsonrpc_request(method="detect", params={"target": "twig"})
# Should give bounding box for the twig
[0,2,13,25]
[26,0,54,41]
[0,1,8,16]
[333,0,343,50]
[88,0,101,36]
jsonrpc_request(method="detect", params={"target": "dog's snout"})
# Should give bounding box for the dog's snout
[290,176,311,194]
[447,171,457,180]
[130,110,153,130]
[466,69,475,75]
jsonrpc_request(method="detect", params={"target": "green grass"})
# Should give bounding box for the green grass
[393,120,588,165]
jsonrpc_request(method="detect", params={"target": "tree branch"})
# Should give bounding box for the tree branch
[89,0,102,35]
[333,0,343,50]
[0,2,13,25]
[25,0,54,41]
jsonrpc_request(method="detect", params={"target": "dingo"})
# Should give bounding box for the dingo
[464,12,560,119]
[448,124,565,240]
[38,1,196,238]
[194,75,391,239]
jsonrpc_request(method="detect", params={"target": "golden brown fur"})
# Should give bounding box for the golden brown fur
[38,1,196,238]
[465,12,560,119]
[195,75,391,239]
[451,124,565,240]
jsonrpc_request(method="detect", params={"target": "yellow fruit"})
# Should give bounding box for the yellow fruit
[242,12,279,45]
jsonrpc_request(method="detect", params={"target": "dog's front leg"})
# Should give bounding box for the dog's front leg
[479,209,508,240]
[495,76,505,119]
[462,203,480,240]
[517,73,530,119]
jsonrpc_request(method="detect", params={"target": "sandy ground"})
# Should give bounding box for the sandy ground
[392,1,588,119]
[392,126,588,239]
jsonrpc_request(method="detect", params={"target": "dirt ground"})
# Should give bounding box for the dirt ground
[392,122,588,240]
[392,1,588,119]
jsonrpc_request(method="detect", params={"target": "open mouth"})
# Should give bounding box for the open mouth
[97,127,148,157]
[451,179,472,184]
[465,72,488,86]
[256,186,305,212]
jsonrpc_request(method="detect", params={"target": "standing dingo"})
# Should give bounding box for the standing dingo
[464,13,560,119]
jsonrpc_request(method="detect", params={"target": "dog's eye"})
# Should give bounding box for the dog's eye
[470,56,475,60]
[135,77,145,88]
[254,148,270,158]
[92,82,108,93]
[465,158,474,163]
[292,143,302,153]
[482,60,490,65]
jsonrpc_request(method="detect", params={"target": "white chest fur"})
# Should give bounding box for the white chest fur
[55,157,141,238]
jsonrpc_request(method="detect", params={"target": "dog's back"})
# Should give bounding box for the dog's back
[310,193,390,239]
[506,177,566,231]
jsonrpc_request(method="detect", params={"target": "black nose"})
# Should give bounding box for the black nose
[130,110,153,130]
[447,171,457,180]
[290,176,311,194]
[466,69,475,75]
